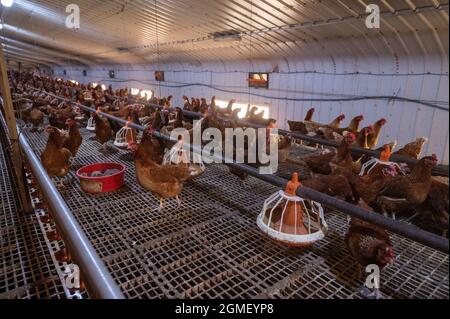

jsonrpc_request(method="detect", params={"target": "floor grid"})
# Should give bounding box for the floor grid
[0,132,66,299]
[9,125,449,299]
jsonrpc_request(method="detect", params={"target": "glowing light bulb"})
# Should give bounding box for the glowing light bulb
[140,90,153,100]
[1,0,14,8]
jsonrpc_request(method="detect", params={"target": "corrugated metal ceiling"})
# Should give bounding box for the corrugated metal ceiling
[0,0,448,67]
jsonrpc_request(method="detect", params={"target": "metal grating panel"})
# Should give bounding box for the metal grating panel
[17,125,449,299]
[0,136,67,299]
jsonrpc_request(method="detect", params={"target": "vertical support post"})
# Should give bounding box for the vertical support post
[0,40,33,213]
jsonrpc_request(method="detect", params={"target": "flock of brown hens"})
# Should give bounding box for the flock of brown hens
[9,71,448,298]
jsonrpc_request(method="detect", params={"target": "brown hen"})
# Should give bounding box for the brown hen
[376,155,439,219]
[41,126,72,183]
[367,118,387,149]
[63,118,83,159]
[93,112,114,152]
[301,133,356,175]
[133,156,203,211]
[345,200,394,299]
[394,137,428,159]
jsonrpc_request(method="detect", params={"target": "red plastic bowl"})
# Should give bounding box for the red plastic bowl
[76,163,126,194]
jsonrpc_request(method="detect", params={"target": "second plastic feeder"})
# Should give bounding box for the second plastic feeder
[163,138,206,172]
[114,118,136,149]
[86,116,96,131]
[359,144,407,176]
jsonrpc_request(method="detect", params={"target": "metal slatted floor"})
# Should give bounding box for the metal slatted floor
[0,138,66,299]
[18,126,449,299]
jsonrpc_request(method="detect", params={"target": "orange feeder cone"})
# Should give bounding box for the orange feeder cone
[281,173,308,235]
[257,172,328,247]
[380,144,392,162]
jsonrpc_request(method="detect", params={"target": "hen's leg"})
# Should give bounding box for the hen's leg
[72,157,80,168]
[365,288,385,299]
[64,175,73,186]
[158,198,165,212]
[382,210,388,218]
[54,177,64,188]
[99,143,108,154]
[238,177,246,188]
[379,196,408,219]
[358,274,386,299]
[404,211,420,223]
[176,196,181,208]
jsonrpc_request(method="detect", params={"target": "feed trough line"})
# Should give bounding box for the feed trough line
[28,88,449,254]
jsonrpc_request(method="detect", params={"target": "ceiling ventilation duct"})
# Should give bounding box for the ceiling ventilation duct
[210,30,241,42]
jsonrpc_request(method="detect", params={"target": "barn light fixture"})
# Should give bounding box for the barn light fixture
[130,88,140,95]
[210,30,241,42]
[1,0,14,8]
[215,99,269,119]
[140,90,153,100]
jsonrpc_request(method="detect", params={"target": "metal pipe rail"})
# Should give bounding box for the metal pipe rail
[30,89,449,254]
[12,124,125,299]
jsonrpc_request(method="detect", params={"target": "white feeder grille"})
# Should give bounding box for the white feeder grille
[257,190,327,245]
[73,107,84,120]
[163,140,189,165]
[114,125,135,148]
[7,123,449,300]
[86,117,96,131]
[360,158,408,176]
[163,140,206,171]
